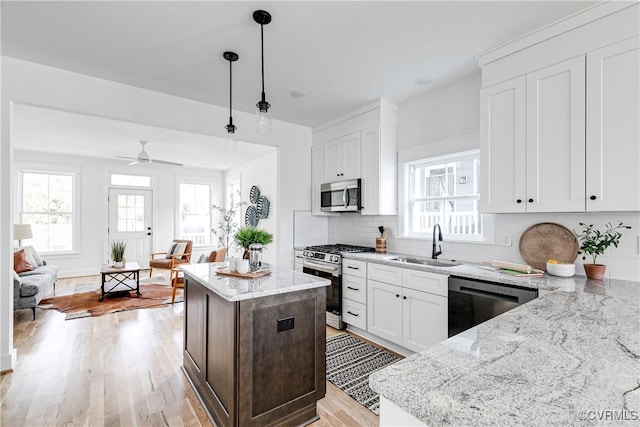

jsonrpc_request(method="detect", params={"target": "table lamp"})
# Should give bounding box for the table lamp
[14,224,33,247]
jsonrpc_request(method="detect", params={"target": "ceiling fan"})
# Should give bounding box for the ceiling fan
[115,140,183,166]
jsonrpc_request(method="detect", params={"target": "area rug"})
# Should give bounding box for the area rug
[38,283,183,320]
[326,333,401,415]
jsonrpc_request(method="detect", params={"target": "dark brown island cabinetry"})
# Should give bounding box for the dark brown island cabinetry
[182,272,327,427]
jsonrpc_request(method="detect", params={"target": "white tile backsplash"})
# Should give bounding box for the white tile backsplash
[328,212,640,282]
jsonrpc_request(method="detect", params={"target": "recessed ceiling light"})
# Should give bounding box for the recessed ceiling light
[289,89,307,98]
[415,78,432,85]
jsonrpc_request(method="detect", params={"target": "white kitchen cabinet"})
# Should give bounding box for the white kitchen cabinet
[342,258,368,329]
[342,299,367,330]
[360,125,398,215]
[367,279,403,345]
[322,132,361,182]
[311,144,337,216]
[366,262,448,351]
[525,56,585,212]
[402,287,447,353]
[312,98,398,216]
[586,37,640,211]
[343,258,366,278]
[479,5,639,214]
[481,57,586,213]
[480,77,526,213]
[343,274,366,304]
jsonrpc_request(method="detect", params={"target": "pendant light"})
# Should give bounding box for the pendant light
[253,10,272,135]
[223,51,239,149]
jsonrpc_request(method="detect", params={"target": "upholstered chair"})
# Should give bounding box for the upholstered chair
[149,239,193,279]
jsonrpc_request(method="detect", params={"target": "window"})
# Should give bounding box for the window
[21,171,75,252]
[117,194,145,232]
[110,173,151,187]
[404,150,482,239]
[178,182,212,246]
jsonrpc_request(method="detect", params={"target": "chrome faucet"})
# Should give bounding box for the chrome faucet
[432,223,443,259]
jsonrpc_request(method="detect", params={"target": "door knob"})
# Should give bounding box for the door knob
[528,198,534,203]
[516,199,522,203]
[590,195,597,200]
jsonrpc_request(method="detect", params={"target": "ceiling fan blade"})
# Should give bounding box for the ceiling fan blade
[115,155,137,160]
[151,158,183,166]
[128,160,140,166]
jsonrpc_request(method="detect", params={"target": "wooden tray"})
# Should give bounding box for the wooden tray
[216,268,271,279]
[519,222,578,271]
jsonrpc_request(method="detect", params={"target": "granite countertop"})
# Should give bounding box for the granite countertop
[361,251,640,425]
[180,262,330,302]
[343,251,577,291]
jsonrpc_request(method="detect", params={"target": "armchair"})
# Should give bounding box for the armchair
[149,239,193,279]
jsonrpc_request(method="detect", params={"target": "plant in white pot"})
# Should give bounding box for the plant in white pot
[574,221,631,280]
[111,240,127,268]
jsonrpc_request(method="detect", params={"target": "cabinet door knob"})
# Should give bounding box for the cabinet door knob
[403,296,407,300]
[395,294,400,298]
[590,195,597,200]
[516,199,522,204]
[528,198,534,203]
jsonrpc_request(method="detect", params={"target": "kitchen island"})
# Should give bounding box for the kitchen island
[180,263,330,427]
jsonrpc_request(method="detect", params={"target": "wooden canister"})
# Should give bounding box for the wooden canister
[376,238,387,253]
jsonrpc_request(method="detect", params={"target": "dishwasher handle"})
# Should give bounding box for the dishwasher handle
[448,276,537,304]
[458,286,519,303]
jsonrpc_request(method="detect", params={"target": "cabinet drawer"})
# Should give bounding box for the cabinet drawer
[342,300,366,330]
[343,275,366,304]
[402,269,448,297]
[343,259,367,278]
[368,262,402,285]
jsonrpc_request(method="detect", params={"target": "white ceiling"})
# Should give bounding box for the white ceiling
[2,0,596,169]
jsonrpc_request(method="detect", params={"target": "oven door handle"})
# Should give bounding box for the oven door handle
[303,259,340,275]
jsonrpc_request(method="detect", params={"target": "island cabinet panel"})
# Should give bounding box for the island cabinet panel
[183,273,326,427]
[184,278,206,373]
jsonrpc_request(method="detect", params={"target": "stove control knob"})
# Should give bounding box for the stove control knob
[331,255,337,263]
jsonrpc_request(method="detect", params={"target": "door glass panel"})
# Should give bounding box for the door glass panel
[117,194,145,232]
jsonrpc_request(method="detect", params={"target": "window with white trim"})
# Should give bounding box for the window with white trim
[178,182,212,246]
[21,171,75,252]
[405,150,482,239]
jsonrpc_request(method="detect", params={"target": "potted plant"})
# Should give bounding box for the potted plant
[111,240,127,268]
[574,221,631,280]
[234,227,273,259]
[211,191,247,251]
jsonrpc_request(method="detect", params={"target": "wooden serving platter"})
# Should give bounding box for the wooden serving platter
[216,268,271,279]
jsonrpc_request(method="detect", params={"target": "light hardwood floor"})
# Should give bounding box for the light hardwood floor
[2,275,380,426]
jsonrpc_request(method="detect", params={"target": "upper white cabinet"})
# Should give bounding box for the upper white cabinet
[312,98,398,216]
[479,3,639,213]
[482,56,586,213]
[322,132,361,181]
[586,37,640,211]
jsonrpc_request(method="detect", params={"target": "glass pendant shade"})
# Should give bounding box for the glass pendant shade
[256,103,272,135]
[225,122,237,150]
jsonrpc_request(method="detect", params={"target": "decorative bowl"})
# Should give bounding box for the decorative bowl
[546,261,576,277]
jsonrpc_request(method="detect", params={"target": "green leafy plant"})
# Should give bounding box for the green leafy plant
[574,221,631,264]
[110,240,127,262]
[234,226,273,249]
[211,191,247,250]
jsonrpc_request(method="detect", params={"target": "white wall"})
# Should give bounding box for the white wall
[224,151,278,263]
[1,57,312,371]
[329,74,640,282]
[13,150,224,277]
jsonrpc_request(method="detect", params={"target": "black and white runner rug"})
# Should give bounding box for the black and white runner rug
[326,333,401,415]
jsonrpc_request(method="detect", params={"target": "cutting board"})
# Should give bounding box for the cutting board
[216,268,271,279]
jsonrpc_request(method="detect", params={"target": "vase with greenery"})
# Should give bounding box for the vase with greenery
[110,240,127,268]
[234,226,273,259]
[211,191,247,251]
[574,221,631,280]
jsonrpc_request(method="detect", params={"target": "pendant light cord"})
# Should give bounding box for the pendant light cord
[260,23,265,98]
[229,58,233,120]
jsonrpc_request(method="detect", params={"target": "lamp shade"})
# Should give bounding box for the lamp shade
[14,224,33,241]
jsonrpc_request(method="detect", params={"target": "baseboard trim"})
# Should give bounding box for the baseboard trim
[0,348,17,373]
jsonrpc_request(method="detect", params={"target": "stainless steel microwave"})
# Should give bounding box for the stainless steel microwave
[321,179,361,212]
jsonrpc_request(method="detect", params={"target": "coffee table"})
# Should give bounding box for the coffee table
[99,262,141,302]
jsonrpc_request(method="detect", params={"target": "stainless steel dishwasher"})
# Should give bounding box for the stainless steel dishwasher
[448,276,538,337]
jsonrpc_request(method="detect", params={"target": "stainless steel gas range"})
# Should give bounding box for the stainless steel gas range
[302,244,374,329]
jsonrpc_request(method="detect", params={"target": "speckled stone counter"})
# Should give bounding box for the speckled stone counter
[361,251,640,425]
[180,262,330,301]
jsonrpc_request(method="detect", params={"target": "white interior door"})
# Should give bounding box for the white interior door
[108,188,153,268]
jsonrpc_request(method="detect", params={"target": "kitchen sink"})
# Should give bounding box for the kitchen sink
[390,257,462,267]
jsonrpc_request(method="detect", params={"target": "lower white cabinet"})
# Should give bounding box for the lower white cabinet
[402,287,447,353]
[343,299,367,330]
[367,263,448,352]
